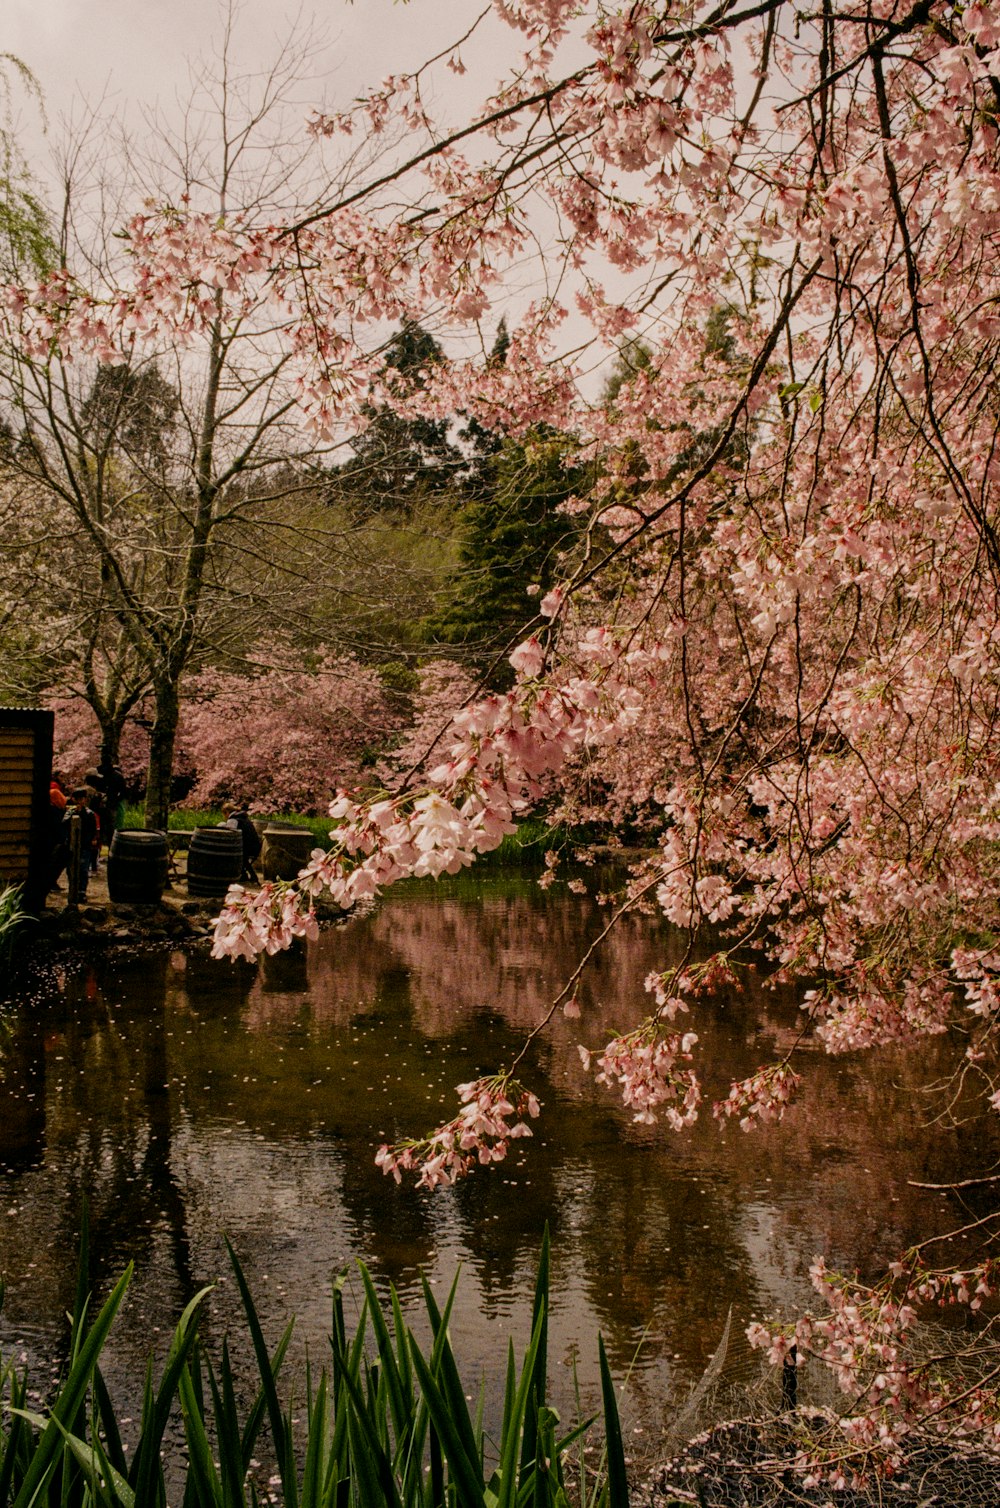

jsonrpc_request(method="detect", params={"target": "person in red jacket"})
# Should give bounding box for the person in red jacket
[48,772,69,892]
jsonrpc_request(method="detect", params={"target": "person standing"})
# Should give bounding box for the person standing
[226,805,262,884]
[99,760,128,843]
[48,772,68,893]
[63,788,98,899]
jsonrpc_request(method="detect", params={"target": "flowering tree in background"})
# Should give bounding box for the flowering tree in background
[52,653,411,811]
[7,0,1000,1470]
[179,656,406,813]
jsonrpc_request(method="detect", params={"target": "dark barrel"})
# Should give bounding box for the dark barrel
[260,824,315,881]
[187,826,243,898]
[107,829,169,905]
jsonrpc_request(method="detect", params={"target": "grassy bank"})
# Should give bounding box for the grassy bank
[121,808,585,864]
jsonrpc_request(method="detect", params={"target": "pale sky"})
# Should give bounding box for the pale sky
[3,2,616,387]
[6,1,506,171]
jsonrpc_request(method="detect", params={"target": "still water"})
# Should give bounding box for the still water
[0,870,994,1432]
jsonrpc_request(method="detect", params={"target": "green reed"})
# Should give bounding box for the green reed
[0,886,25,976]
[0,1221,634,1508]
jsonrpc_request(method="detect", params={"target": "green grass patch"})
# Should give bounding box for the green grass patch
[121,806,591,864]
[121,805,336,845]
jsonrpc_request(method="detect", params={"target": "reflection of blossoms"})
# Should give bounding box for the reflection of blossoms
[375,1076,541,1190]
[713,1062,801,1132]
[579,1024,701,1128]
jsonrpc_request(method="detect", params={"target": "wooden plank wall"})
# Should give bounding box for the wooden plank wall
[0,709,54,910]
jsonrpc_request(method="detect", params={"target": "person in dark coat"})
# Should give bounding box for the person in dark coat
[63,788,99,898]
[85,771,110,869]
[226,805,262,884]
[99,761,128,841]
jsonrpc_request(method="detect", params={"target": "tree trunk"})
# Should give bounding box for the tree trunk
[95,710,125,772]
[144,682,179,831]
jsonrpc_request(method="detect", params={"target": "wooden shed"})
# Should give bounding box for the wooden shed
[0,707,54,912]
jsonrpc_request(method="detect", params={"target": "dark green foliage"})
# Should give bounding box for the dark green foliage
[600,340,654,411]
[326,323,464,517]
[80,364,180,477]
[0,56,56,279]
[0,178,55,279]
[0,886,25,973]
[0,1227,630,1508]
[428,428,590,678]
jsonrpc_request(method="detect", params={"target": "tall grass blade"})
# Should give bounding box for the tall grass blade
[335,1355,403,1508]
[598,1338,629,1508]
[520,1226,550,1478]
[93,1364,130,1498]
[299,1370,328,1508]
[178,1361,224,1507]
[10,1263,132,1508]
[226,1239,297,1508]
[129,1284,213,1504]
[25,1410,136,1508]
[494,1308,545,1508]
[0,1366,29,1506]
[206,1341,246,1508]
[358,1264,409,1441]
[418,1272,479,1472]
[389,1285,413,1410]
[408,1341,486,1508]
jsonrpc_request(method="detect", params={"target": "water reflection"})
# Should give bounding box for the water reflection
[1,872,995,1425]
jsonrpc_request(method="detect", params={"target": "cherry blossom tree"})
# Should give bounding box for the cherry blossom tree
[7,0,1000,1469]
[0,24,389,827]
[178,655,407,813]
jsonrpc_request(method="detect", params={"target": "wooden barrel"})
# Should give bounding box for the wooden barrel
[107,829,169,905]
[187,826,243,898]
[261,824,315,881]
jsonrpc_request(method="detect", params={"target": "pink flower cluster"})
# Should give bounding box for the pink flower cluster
[952,948,1000,1021]
[748,1251,1000,1479]
[211,630,652,958]
[375,1076,541,1190]
[578,1025,700,1128]
[210,883,319,962]
[713,1063,802,1133]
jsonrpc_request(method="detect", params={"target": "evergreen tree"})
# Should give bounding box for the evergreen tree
[428,425,589,681]
[81,363,180,476]
[326,321,463,516]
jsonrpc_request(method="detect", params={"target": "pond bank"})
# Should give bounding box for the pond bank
[14,852,354,963]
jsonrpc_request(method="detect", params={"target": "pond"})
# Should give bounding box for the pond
[0,869,994,1444]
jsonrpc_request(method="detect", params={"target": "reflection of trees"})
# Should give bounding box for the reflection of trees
[2,884,998,1412]
[246,885,678,1044]
[40,956,195,1306]
[0,1008,46,1172]
[235,887,1000,1346]
[0,955,207,1387]
[334,976,440,1290]
[176,952,257,1014]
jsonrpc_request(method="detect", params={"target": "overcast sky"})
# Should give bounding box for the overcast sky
[5,1,506,169]
[4,2,614,384]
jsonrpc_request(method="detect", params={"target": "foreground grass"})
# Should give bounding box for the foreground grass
[0,1223,636,1508]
